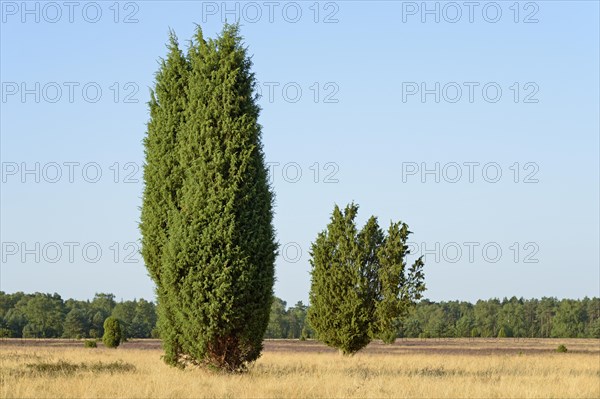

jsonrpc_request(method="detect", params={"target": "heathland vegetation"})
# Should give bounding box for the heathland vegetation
[2,339,599,398]
[2,16,598,399]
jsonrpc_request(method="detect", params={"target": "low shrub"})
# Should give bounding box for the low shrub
[556,344,568,353]
[84,340,97,348]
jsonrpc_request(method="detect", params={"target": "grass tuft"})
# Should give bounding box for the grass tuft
[25,360,136,377]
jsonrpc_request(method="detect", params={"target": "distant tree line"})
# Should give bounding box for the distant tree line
[0,292,598,339]
[265,298,313,339]
[267,296,600,339]
[400,297,600,339]
[0,292,156,339]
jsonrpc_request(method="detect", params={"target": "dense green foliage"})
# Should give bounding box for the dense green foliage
[141,24,277,371]
[102,317,122,348]
[0,292,155,339]
[307,204,426,354]
[400,297,600,339]
[84,340,97,348]
[140,29,189,370]
[0,292,598,340]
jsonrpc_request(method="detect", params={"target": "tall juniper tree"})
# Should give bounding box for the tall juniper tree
[140,30,189,364]
[142,24,277,371]
[308,203,425,354]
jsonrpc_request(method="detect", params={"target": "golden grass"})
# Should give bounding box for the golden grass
[1,339,599,398]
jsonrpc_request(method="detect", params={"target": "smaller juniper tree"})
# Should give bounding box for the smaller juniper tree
[102,317,122,348]
[308,203,425,354]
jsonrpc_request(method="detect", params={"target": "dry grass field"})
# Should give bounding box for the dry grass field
[1,338,599,398]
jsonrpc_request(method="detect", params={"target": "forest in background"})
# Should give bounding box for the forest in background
[0,291,598,340]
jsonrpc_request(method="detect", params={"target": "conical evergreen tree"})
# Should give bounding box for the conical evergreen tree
[159,24,277,371]
[140,31,189,364]
[307,204,373,354]
[308,203,425,354]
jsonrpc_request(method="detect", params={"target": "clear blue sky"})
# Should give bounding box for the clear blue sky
[1,1,599,305]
